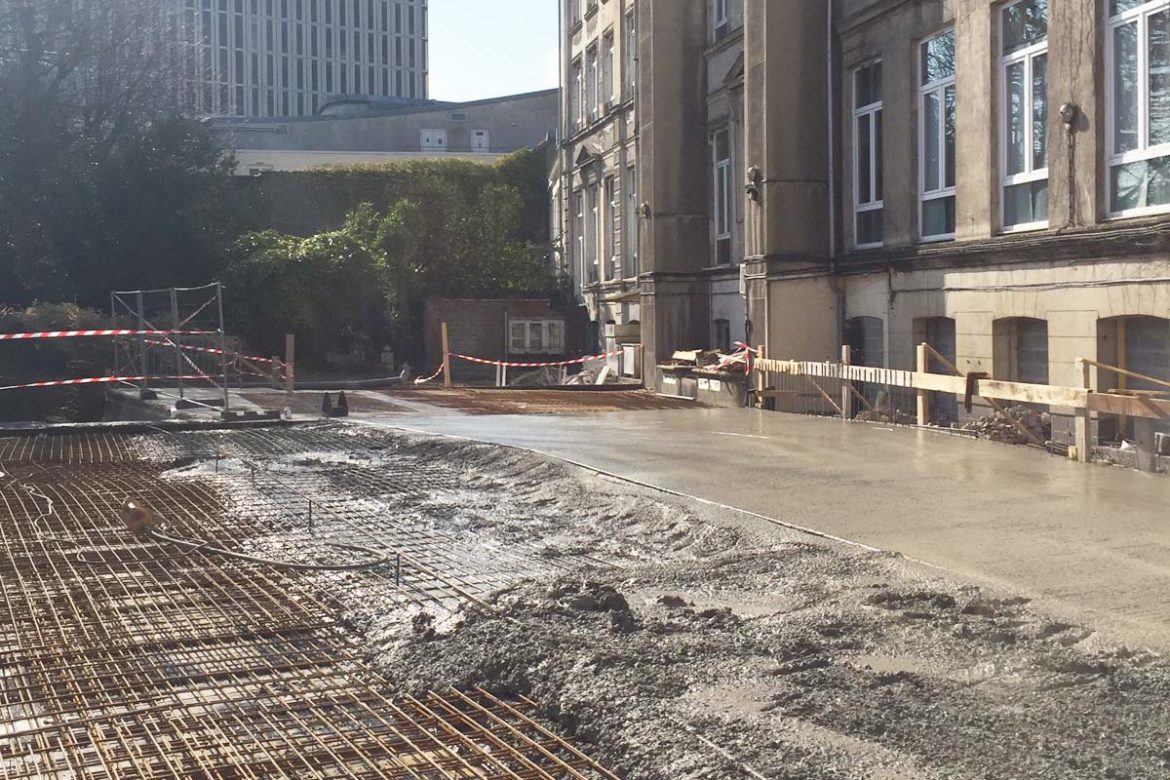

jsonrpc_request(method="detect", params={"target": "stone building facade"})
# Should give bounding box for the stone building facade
[558,0,1170,439]
[169,0,429,117]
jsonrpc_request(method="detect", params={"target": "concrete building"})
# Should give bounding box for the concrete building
[170,0,428,117]
[554,0,750,371]
[214,89,559,173]
[559,0,1170,441]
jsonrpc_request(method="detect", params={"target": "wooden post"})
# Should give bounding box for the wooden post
[1074,358,1091,463]
[916,343,930,427]
[440,321,452,388]
[284,334,296,394]
[1135,418,1157,473]
[755,344,766,409]
[840,345,852,421]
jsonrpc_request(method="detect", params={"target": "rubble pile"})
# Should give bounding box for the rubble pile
[661,345,752,375]
[962,404,1051,444]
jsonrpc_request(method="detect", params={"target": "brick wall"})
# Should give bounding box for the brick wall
[423,299,588,380]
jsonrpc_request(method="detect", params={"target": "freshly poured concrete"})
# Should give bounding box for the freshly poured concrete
[368,405,1170,649]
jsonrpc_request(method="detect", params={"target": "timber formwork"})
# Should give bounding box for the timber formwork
[0,424,619,780]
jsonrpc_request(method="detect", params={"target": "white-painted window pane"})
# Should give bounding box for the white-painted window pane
[944,85,957,188]
[924,91,941,191]
[1112,155,1170,210]
[1004,180,1048,226]
[857,115,872,203]
[923,196,955,236]
[1115,21,1140,153]
[1003,0,1047,54]
[529,323,543,352]
[1007,61,1027,175]
[921,31,955,84]
[1149,10,1170,146]
[1033,53,1048,169]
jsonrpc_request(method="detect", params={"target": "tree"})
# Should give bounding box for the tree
[0,0,244,305]
[223,166,563,366]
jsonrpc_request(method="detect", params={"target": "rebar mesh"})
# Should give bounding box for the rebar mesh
[0,425,620,780]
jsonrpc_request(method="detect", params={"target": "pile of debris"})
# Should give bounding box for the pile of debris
[962,404,1051,445]
[663,344,752,375]
[854,390,916,425]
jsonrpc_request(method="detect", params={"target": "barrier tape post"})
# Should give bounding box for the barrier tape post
[170,288,185,402]
[440,322,452,389]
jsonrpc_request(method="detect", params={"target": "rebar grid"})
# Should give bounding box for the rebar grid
[0,428,621,780]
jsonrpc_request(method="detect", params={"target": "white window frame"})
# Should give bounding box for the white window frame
[919,30,957,242]
[625,162,638,278]
[712,127,732,265]
[574,189,585,285]
[625,9,636,96]
[570,57,583,129]
[1106,0,1170,218]
[1000,0,1049,232]
[510,319,566,355]
[585,182,599,284]
[853,60,884,249]
[713,0,729,40]
[602,31,615,107]
[605,175,618,280]
[586,43,599,122]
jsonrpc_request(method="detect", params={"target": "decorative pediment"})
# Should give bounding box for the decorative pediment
[723,51,745,87]
[573,143,603,168]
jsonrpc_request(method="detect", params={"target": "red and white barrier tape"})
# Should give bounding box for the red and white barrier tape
[451,349,626,369]
[0,329,215,342]
[0,375,212,392]
[414,364,445,384]
[135,338,276,365]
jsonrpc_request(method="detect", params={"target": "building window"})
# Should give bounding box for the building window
[712,0,728,41]
[1001,0,1049,230]
[605,176,618,280]
[570,58,583,128]
[714,319,731,352]
[625,9,636,96]
[586,182,599,284]
[625,163,638,278]
[1108,0,1170,215]
[920,29,956,241]
[569,0,581,24]
[510,320,566,355]
[586,44,599,122]
[712,128,732,265]
[853,61,883,247]
[574,189,585,282]
[602,32,615,107]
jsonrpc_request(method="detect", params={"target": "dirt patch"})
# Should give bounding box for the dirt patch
[381,388,696,415]
[354,434,1170,780]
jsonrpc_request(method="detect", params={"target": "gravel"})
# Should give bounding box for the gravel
[363,434,1170,780]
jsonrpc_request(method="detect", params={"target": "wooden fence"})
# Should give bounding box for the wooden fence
[752,344,1169,472]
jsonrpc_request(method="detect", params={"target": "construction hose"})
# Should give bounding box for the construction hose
[146,525,396,572]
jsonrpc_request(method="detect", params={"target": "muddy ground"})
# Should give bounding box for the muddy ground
[355,434,1170,780]
[161,425,1170,779]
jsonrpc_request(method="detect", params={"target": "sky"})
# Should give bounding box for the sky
[428,0,560,102]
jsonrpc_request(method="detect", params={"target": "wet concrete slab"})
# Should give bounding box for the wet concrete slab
[359,405,1170,650]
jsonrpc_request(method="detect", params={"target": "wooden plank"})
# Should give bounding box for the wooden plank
[807,377,844,415]
[916,344,929,427]
[1088,392,1170,420]
[840,345,851,421]
[1074,359,1091,463]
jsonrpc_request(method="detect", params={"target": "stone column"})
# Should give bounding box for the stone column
[637,0,710,378]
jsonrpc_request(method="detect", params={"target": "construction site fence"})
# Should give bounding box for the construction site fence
[752,345,1169,473]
